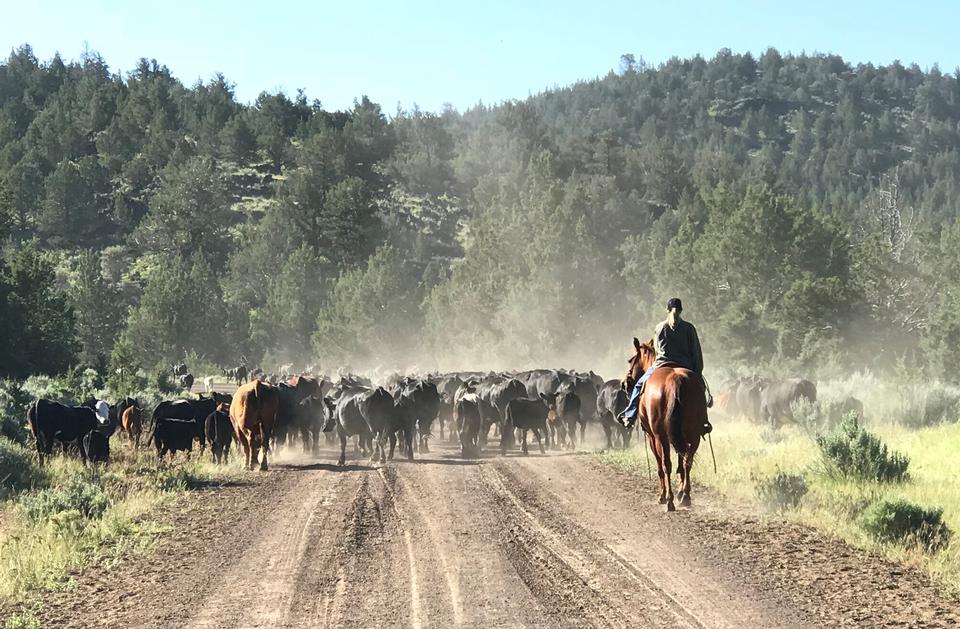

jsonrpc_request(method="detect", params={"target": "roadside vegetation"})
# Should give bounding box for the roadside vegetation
[597,379,960,595]
[0,371,235,623]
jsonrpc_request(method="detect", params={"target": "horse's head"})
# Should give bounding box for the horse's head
[625,336,656,391]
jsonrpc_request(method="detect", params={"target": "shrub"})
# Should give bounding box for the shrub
[0,380,31,444]
[5,608,40,629]
[22,367,104,406]
[755,469,809,511]
[859,499,953,552]
[816,414,909,482]
[0,438,45,500]
[887,383,960,428]
[19,473,111,524]
[790,397,833,434]
[153,370,177,395]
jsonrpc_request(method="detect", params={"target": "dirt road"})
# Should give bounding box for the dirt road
[39,443,958,628]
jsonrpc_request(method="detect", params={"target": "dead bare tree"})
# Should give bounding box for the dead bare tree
[858,170,926,332]
[863,170,914,263]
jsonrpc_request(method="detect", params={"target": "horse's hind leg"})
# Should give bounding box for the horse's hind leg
[649,433,666,504]
[658,436,675,512]
[676,453,690,506]
[681,443,699,507]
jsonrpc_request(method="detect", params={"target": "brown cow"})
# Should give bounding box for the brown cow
[121,405,142,449]
[230,380,279,471]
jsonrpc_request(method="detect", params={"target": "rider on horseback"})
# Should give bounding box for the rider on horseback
[619,298,713,433]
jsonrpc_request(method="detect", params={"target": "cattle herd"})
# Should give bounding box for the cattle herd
[24,365,839,470]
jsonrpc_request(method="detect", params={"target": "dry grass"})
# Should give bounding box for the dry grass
[0,446,234,611]
[599,417,960,595]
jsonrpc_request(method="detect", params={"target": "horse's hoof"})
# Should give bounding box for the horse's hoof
[666,502,676,512]
[680,495,691,507]
[658,496,668,504]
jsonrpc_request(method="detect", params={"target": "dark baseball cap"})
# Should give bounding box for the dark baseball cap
[667,297,683,311]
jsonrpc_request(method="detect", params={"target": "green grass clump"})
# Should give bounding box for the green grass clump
[19,473,111,524]
[817,414,909,482]
[860,499,952,553]
[755,469,808,512]
[0,439,45,501]
[0,450,231,605]
[4,607,39,629]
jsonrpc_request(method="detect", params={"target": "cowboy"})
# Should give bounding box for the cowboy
[620,297,712,433]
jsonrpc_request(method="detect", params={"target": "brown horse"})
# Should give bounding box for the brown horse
[627,337,708,511]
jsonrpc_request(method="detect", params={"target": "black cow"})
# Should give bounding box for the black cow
[82,430,111,464]
[27,399,102,464]
[732,375,769,421]
[328,386,395,465]
[198,391,232,407]
[431,374,463,441]
[360,387,398,464]
[501,395,551,455]
[596,380,631,449]
[555,388,582,450]
[204,407,233,464]
[567,373,600,426]
[294,396,327,455]
[151,398,217,449]
[397,379,441,454]
[515,369,563,399]
[224,365,248,386]
[178,373,194,391]
[454,387,482,458]
[274,378,325,453]
[152,418,203,459]
[476,377,527,446]
[761,378,817,428]
[172,362,189,376]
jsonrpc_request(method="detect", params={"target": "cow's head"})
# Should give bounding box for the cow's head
[538,392,557,412]
[321,396,337,432]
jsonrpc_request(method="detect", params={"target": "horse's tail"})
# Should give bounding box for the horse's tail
[666,374,687,457]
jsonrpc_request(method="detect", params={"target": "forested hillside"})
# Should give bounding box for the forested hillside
[2,45,960,379]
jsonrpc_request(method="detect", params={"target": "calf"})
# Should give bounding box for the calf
[230,380,279,471]
[205,404,233,464]
[152,417,203,460]
[82,430,111,464]
[203,376,215,394]
[501,395,551,455]
[120,405,143,449]
[178,373,195,391]
[596,380,631,449]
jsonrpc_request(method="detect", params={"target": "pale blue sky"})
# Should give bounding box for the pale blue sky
[3,1,958,112]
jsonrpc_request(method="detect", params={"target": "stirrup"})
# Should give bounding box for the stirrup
[702,421,713,435]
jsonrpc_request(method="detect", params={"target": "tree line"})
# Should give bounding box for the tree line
[2,44,960,381]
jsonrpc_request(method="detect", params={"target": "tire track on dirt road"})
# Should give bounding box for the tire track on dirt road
[33,445,960,629]
[184,467,355,629]
[490,457,790,628]
[482,461,703,628]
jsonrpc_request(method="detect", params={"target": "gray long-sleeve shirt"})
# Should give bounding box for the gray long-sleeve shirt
[653,318,704,374]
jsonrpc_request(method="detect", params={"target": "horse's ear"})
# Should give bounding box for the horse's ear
[633,337,642,351]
